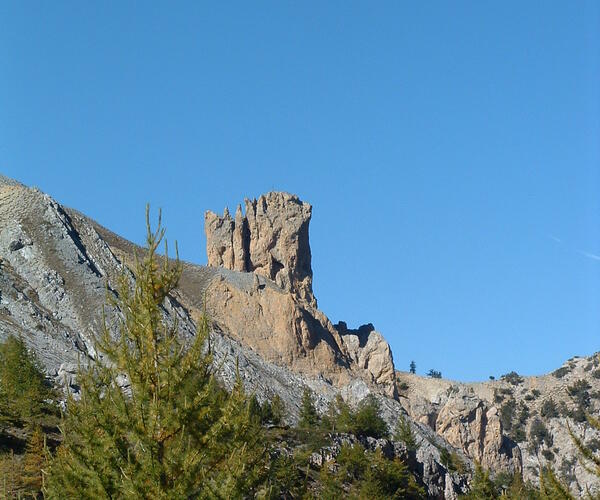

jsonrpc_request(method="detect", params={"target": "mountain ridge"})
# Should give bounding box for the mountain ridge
[1,174,598,496]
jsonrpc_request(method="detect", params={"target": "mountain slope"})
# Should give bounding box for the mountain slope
[0,176,471,498]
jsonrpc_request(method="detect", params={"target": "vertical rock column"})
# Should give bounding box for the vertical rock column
[205,192,316,307]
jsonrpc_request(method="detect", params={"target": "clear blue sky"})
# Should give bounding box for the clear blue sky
[1,2,599,381]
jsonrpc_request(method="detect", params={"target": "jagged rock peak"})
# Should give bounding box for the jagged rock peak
[205,192,315,306]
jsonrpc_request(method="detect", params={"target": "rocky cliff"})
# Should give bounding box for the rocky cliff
[2,175,598,497]
[0,177,471,498]
[398,356,600,496]
[204,192,398,398]
[205,192,315,306]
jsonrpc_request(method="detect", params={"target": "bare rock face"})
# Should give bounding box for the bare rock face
[398,375,523,480]
[435,396,522,475]
[205,192,315,306]
[201,272,351,386]
[336,322,397,398]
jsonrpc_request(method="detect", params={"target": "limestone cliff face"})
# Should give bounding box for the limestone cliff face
[335,322,397,394]
[399,376,522,477]
[204,192,398,398]
[398,359,600,497]
[435,395,522,475]
[205,192,315,306]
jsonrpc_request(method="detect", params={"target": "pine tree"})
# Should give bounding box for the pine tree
[409,360,416,374]
[0,335,50,423]
[394,414,418,452]
[269,394,286,425]
[299,388,319,428]
[462,463,497,499]
[539,466,574,500]
[351,395,388,439]
[44,207,267,498]
[321,394,352,433]
[21,425,46,495]
[0,450,22,498]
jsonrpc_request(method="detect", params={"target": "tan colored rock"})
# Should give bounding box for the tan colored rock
[205,192,315,306]
[336,322,397,398]
[435,397,522,475]
[205,208,235,269]
[203,192,400,398]
[202,274,351,385]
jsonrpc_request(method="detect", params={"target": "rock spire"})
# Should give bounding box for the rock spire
[205,192,315,306]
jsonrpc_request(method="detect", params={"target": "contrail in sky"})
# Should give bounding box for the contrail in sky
[548,235,600,262]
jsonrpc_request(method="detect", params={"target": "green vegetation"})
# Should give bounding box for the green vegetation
[320,393,389,439]
[4,209,600,499]
[501,371,524,385]
[540,398,559,419]
[552,366,571,379]
[0,210,434,498]
[327,444,425,499]
[44,209,269,498]
[427,369,442,379]
[439,448,467,474]
[459,464,540,499]
[566,379,591,407]
[529,418,553,453]
[299,387,320,429]
[394,414,418,451]
[409,360,416,374]
[0,335,55,424]
[0,335,58,498]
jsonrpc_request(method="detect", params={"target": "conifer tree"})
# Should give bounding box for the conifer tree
[462,463,497,499]
[45,207,267,498]
[0,335,50,423]
[22,425,46,495]
[394,414,418,452]
[299,388,319,428]
[269,394,285,425]
[351,395,388,439]
[539,467,574,500]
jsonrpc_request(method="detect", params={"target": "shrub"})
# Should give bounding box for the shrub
[530,418,553,451]
[500,398,516,433]
[541,449,555,461]
[552,366,571,379]
[427,369,442,379]
[567,379,591,407]
[501,371,524,385]
[586,437,600,453]
[540,398,559,419]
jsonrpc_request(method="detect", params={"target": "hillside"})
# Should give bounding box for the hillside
[0,174,598,497]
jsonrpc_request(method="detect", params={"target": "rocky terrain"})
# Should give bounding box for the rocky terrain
[0,174,598,497]
[398,355,600,495]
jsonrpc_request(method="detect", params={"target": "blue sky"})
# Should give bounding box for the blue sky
[1,2,599,381]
